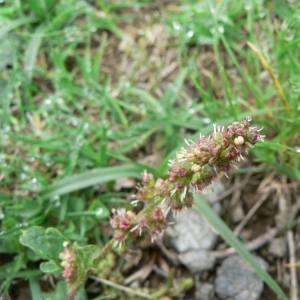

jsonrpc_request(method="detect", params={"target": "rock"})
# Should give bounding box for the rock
[178,250,216,273]
[215,255,267,300]
[231,203,245,223]
[268,237,287,257]
[169,208,218,253]
[202,181,225,204]
[195,282,215,300]
[114,177,136,191]
[200,181,224,215]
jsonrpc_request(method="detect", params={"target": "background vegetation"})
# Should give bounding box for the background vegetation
[0,0,299,299]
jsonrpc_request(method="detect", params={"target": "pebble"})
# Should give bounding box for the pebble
[231,203,245,223]
[166,182,225,273]
[215,255,268,300]
[268,237,287,257]
[195,282,215,300]
[169,208,218,253]
[203,181,225,204]
[178,249,216,273]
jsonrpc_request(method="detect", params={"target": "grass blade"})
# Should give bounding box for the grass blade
[126,87,166,116]
[29,277,43,300]
[39,165,145,199]
[0,16,36,39]
[24,24,47,81]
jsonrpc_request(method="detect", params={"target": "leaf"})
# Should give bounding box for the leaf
[20,226,67,262]
[29,277,43,300]
[126,87,166,116]
[43,280,67,300]
[28,0,55,20]
[75,244,102,270]
[161,68,188,108]
[39,165,145,199]
[272,0,294,20]
[63,243,102,298]
[40,261,61,274]
[24,24,47,81]
[0,16,36,40]
[0,35,19,72]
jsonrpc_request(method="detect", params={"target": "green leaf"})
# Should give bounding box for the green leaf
[63,243,102,298]
[272,0,294,20]
[39,165,145,199]
[0,16,36,39]
[40,261,61,274]
[29,277,43,300]
[161,68,188,108]
[43,281,86,300]
[43,280,67,300]
[24,24,47,81]
[126,87,166,116]
[28,0,55,20]
[75,244,102,270]
[194,195,288,300]
[0,35,19,73]
[20,227,67,262]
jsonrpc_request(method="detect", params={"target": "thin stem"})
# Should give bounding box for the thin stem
[94,238,115,264]
[90,276,152,299]
[66,288,79,300]
[94,202,158,265]
[247,41,292,116]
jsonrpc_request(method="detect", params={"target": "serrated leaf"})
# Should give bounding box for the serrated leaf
[20,227,67,262]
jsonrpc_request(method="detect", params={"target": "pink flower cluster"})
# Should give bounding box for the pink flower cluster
[110,117,264,244]
[110,206,167,245]
[59,241,76,282]
[166,117,264,202]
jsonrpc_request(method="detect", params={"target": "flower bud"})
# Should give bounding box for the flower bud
[59,242,76,282]
[152,207,164,221]
[142,170,154,182]
[194,150,202,157]
[234,136,244,146]
[187,153,195,162]
[221,138,229,147]
[191,164,201,173]
[126,211,136,219]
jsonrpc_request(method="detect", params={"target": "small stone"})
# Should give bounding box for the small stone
[231,203,245,223]
[114,177,136,191]
[268,237,287,257]
[215,255,267,300]
[169,209,218,253]
[178,250,216,273]
[203,181,225,204]
[195,282,215,300]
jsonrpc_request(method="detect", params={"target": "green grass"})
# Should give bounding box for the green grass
[0,0,299,298]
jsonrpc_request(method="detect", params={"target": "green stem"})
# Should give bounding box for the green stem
[66,203,157,300]
[94,239,115,265]
[66,288,79,300]
[94,202,158,265]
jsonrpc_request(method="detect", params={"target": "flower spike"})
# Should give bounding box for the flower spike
[110,117,263,243]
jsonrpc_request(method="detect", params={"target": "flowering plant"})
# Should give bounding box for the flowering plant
[59,117,263,299]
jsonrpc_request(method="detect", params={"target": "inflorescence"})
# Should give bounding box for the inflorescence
[60,117,264,282]
[108,117,264,247]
